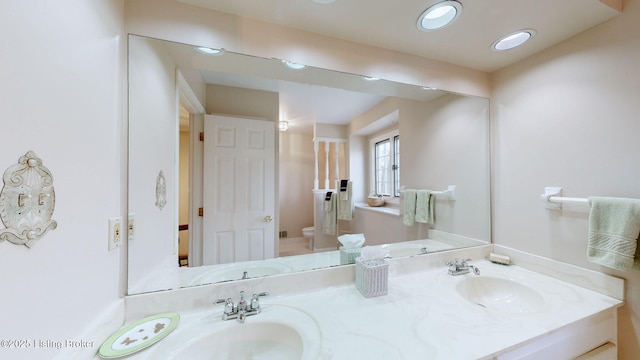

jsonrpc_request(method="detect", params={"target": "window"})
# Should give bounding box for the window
[371,130,400,197]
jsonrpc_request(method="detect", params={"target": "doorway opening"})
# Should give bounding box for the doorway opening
[178,103,190,266]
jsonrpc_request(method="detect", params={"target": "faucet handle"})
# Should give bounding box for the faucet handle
[214,298,234,314]
[214,297,230,305]
[250,292,269,310]
[461,258,472,266]
[445,259,459,266]
[250,294,260,310]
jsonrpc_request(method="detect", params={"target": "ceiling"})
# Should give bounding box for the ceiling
[172,0,621,133]
[177,0,622,72]
[169,39,445,134]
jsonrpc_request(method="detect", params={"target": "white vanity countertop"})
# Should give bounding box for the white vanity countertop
[262,260,622,359]
[115,252,623,360]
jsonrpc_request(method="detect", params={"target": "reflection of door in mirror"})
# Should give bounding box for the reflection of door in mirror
[202,114,276,265]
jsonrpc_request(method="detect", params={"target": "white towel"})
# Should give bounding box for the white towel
[587,197,640,271]
[323,192,337,235]
[402,190,417,226]
[323,191,333,212]
[337,180,354,220]
[339,179,349,200]
[415,190,434,225]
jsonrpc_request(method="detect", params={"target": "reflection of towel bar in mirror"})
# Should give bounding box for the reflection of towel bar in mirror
[540,187,588,210]
[400,185,456,201]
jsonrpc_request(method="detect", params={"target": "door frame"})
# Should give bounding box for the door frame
[176,70,205,267]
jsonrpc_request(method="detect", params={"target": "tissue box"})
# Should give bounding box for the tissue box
[355,257,389,297]
[340,247,361,265]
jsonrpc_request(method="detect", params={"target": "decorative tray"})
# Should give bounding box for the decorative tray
[98,312,180,358]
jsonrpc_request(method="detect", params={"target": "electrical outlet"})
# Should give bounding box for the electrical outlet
[128,213,135,241]
[108,217,122,250]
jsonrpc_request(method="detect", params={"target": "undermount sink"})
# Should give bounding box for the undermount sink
[144,305,322,360]
[455,276,545,313]
[189,261,293,285]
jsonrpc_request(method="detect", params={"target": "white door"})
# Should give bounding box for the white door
[203,114,276,265]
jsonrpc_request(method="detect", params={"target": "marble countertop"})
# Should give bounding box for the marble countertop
[266,260,620,359]
[115,251,623,360]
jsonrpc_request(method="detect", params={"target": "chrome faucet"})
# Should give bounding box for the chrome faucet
[214,291,269,323]
[446,258,480,276]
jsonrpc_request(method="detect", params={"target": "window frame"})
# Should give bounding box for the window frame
[369,129,400,200]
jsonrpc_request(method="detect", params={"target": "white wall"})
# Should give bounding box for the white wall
[279,132,315,238]
[0,1,125,359]
[491,1,640,357]
[205,84,279,121]
[401,95,491,242]
[128,35,180,291]
[348,135,368,203]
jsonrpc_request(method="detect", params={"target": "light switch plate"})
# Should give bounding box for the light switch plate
[108,217,122,250]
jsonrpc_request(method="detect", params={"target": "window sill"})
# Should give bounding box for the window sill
[355,203,400,216]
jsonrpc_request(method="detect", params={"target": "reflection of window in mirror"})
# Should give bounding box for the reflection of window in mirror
[370,129,400,201]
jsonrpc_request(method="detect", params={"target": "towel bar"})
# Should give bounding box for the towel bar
[549,196,589,204]
[541,187,588,210]
[400,185,456,201]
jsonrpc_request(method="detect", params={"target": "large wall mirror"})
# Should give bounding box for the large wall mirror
[128,35,490,295]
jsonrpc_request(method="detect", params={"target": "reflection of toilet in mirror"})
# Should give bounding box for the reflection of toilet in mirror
[302,226,315,250]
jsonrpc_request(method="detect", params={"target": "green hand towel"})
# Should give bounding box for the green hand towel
[587,197,640,271]
[415,190,434,225]
[402,190,417,226]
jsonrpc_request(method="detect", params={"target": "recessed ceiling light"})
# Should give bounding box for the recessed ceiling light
[195,47,224,55]
[312,0,336,4]
[282,60,307,70]
[422,86,437,91]
[362,76,380,81]
[417,1,462,31]
[492,29,537,51]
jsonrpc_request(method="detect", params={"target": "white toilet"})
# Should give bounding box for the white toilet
[302,226,314,250]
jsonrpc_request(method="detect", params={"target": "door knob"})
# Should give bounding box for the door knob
[264,215,273,223]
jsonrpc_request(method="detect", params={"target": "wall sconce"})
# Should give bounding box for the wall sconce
[279,121,289,132]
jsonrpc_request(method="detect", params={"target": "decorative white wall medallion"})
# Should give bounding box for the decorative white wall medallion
[0,151,58,248]
[155,170,166,210]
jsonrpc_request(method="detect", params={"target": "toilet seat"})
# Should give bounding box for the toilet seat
[302,226,314,237]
